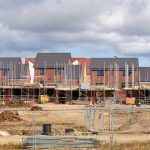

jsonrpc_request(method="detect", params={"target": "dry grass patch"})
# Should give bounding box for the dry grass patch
[99,142,150,150]
[0,144,23,150]
[1,142,150,150]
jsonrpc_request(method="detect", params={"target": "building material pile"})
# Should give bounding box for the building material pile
[0,111,22,122]
[31,106,43,111]
[23,135,101,149]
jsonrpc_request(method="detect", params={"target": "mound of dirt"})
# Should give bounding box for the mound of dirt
[0,111,22,122]
[31,106,43,111]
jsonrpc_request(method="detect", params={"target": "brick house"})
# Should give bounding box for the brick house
[137,67,150,103]
[90,58,139,88]
[34,53,71,85]
[138,67,150,83]
[0,57,28,86]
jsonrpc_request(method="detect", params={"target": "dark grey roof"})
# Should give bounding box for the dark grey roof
[91,58,139,69]
[34,53,71,68]
[64,65,82,80]
[0,57,21,68]
[0,57,23,79]
[138,67,150,82]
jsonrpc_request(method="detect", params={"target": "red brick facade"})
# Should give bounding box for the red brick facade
[91,69,138,87]
[34,68,64,84]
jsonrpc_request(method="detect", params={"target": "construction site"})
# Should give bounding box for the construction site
[0,53,150,149]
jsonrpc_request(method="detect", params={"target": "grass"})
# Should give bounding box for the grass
[98,142,150,150]
[0,144,23,150]
[0,142,150,150]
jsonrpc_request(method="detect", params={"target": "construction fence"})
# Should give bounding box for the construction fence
[0,106,150,149]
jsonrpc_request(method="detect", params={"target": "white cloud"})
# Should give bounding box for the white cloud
[0,0,150,59]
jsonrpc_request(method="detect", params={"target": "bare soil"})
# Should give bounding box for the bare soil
[0,111,22,122]
[0,103,150,145]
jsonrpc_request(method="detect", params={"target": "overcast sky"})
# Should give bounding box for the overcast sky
[0,0,150,66]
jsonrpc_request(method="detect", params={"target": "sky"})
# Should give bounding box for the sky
[0,0,150,66]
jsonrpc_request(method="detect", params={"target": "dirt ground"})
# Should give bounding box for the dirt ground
[0,103,150,146]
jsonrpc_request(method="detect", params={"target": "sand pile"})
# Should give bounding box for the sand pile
[0,111,22,122]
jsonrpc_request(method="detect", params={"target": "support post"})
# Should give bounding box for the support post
[125,62,129,89]
[132,64,134,88]
[91,91,96,105]
[55,90,59,104]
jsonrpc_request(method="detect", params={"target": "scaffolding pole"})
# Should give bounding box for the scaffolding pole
[125,62,129,89]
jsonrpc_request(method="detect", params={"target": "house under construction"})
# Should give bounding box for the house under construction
[0,53,150,104]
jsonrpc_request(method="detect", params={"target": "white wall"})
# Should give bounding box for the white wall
[72,60,79,65]
[28,61,35,83]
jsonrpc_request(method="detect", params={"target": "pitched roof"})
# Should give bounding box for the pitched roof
[0,57,21,68]
[91,58,139,69]
[34,53,71,68]
[139,67,150,82]
[0,57,23,79]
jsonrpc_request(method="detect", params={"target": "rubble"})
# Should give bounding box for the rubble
[0,111,22,122]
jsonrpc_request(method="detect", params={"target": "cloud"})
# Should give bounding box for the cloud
[0,0,150,60]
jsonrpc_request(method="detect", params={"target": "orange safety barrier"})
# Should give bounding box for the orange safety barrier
[126,97,135,105]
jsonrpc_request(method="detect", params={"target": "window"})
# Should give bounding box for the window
[97,70,104,76]
[3,69,9,76]
[96,83,104,86]
[40,68,46,75]
[121,83,125,88]
[123,70,125,76]
[55,68,61,75]
[129,70,132,76]
[123,69,132,76]
[122,82,132,88]
[128,83,132,88]
[2,82,9,86]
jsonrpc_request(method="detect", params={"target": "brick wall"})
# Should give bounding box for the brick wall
[0,69,24,85]
[34,68,64,84]
[91,69,138,87]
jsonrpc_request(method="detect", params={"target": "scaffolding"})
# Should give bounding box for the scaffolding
[0,58,149,105]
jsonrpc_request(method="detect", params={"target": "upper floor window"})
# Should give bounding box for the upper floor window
[123,70,125,76]
[40,68,46,75]
[97,70,104,76]
[129,70,132,76]
[123,69,132,76]
[3,69,9,76]
[55,68,61,75]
